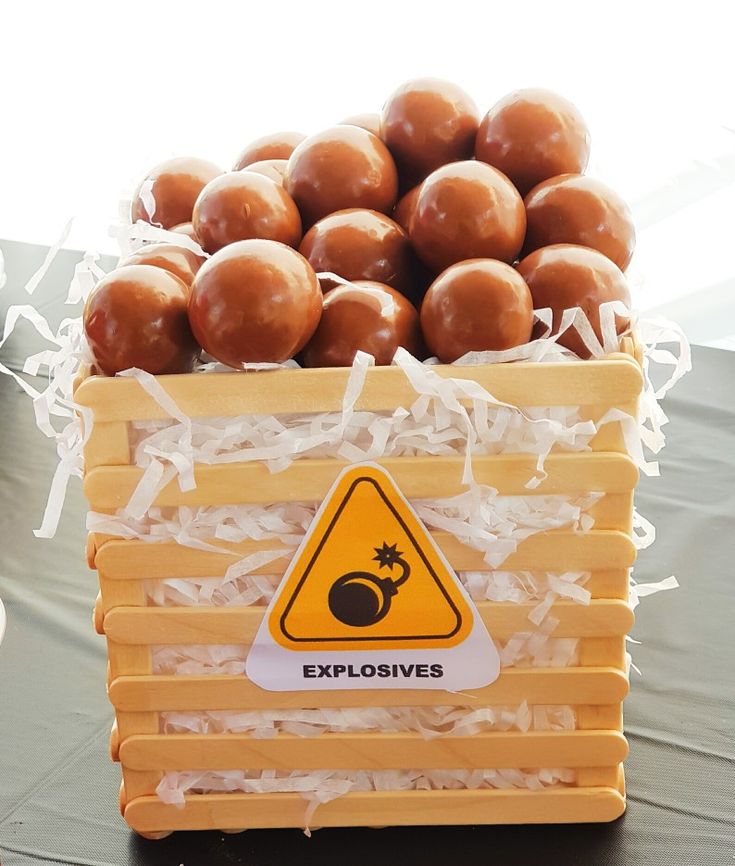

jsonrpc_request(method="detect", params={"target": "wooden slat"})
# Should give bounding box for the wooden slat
[578,637,626,668]
[75,359,643,422]
[577,704,623,731]
[84,452,639,510]
[109,667,629,712]
[124,786,626,831]
[103,599,633,646]
[83,420,130,471]
[95,530,637,580]
[119,729,628,772]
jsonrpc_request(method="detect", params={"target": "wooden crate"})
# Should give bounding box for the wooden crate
[76,339,643,837]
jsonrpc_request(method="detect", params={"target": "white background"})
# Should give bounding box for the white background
[0,0,733,341]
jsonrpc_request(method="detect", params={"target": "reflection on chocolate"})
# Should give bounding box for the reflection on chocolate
[131,157,222,229]
[118,243,204,287]
[232,132,305,171]
[170,222,199,242]
[392,184,421,232]
[381,78,479,183]
[516,244,631,358]
[193,172,302,254]
[420,259,533,363]
[241,159,288,186]
[285,126,398,227]
[475,89,590,196]
[301,280,421,367]
[299,208,420,299]
[523,174,635,270]
[188,239,322,366]
[339,113,381,137]
[84,265,199,375]
[409,161,525,272]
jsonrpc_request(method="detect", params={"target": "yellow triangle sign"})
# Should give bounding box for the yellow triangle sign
[268,464,474,652]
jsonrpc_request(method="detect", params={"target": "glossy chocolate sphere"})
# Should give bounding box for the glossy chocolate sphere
[392,184,421,232]
[242,158,288,185]
[170,222,199,242]
[285,126,398,227]
[193,171,302,254]
[409,161,526,272]
[381,78,479,183]
[84,265,199,375]
[188,239,322,366]
[523,174,636,270]
[421,259,533,363]
[131,157,222,229]
[299,208,419,297]
[516,244,631,358]
[232,131,305,171]
[475,89,590,196]
[301,280,421,367]
[118,243,204,287]
[339,113,381,137]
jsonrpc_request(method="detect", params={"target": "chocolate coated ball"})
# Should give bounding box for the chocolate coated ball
[339,113,381,137]
[420,259,533,363]
[84,265,199,375]
[170,222,200,242]
[285,126,398,227]
[299,208,419,298]
[516,244,631,358]
[131,157,222,229]
[193,171,302,254]
[381,78,479,183]
[410,161,526,272]
[392,184,421,232]
[523,174,635,270]
[118,243,204,287]
[232,131,305,171]
[301,281,421,367]
[188,239,322,366]
[475,89,590,196]
[241,159,288,185]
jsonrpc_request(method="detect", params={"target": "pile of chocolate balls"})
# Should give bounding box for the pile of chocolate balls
[83,78,635,376]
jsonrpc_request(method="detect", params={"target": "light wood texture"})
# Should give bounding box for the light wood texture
[577,705,623,731]
[95,530,637,581]
[578,637,626,668]
[123,786,626,831]
[109,667,629,712]
[83,421,130,471]
[103,599,633,646]
[119,729,628,772]
[75,359,643,421]
[84,452,639,509]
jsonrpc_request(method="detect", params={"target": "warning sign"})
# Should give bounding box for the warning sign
[246,463,500,692]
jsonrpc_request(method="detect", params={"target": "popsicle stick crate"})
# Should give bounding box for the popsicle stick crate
[75,337,643,838]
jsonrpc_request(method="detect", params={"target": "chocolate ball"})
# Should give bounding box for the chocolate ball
[241,158,288,185]
[301,281,421,367]
[232,132,306,171]
[118,243,204,288]
[285,126,398,227]
[420,259,533,363]
[475,89,591,196]
[193,171,302,254]
[84,265,199,376]
[299,208,420,298]
[131,157,222,229]
[170,222,200,242]
[523,174,636,270]
[516,244,631,358]
[409,161,526,272]
[381,78,479,183]
[392,184,421,232]
[188,239,322,366]
[339,113,382,137]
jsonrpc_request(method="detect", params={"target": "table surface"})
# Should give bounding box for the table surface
[0,241,733,866]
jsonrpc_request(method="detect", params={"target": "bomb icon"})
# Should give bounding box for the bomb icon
[328,542,411,627]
